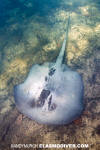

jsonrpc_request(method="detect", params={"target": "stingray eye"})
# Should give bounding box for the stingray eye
[49,103,57,111]
[49,67,56,76]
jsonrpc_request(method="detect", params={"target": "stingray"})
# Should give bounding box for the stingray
[14,16,84,125]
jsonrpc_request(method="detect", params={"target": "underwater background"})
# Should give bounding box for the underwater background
[0,0,100,149]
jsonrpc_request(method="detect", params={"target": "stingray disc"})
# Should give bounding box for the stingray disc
[14,62,84,125]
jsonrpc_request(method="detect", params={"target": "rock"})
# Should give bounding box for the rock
[43,40,57,52]
[8,58,27,75]
[79,6,90,16]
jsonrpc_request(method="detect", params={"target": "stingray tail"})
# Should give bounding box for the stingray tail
[55,15,70,68]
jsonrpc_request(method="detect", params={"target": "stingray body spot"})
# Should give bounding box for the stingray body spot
[36,89,50,107]
[49,103,57,111]
[40,89,50,99]
[48,95,52,108]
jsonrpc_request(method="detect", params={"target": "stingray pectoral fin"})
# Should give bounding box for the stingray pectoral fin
[14,63,51,109]
[14,85,21,106]
[14,84,28,106]
[14,85,25,106]
[27,63,49,79]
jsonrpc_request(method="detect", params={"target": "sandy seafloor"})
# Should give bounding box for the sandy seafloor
[0,0,100,149]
